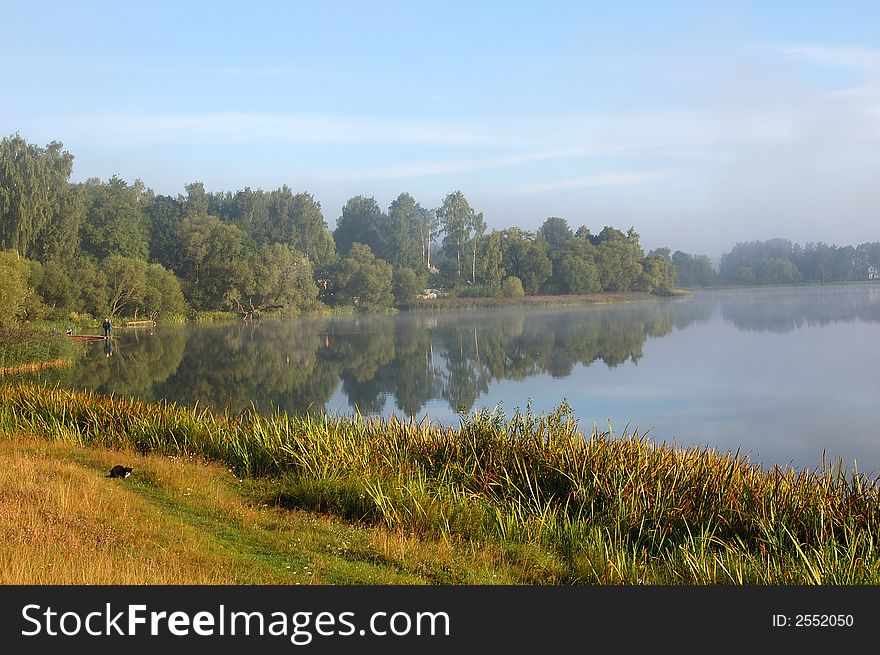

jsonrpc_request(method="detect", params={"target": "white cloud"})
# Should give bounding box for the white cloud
[322,148,587,181]
[516,171,668,194]
[35,112,534,147]
[778,44,880,71]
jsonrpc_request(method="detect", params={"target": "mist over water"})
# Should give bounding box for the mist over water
[23,284,880,473]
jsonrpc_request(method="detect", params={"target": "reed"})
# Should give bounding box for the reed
[0,328,82,372]
[3,382,880,583]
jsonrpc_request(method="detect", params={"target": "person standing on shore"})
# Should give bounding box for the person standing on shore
[102,317,112,339]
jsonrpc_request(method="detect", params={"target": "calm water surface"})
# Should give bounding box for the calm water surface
[23,284,880,473]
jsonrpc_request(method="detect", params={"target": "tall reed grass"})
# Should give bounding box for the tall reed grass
[0,329,82,372]
[3,382,879,583]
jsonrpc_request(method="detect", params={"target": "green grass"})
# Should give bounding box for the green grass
[2,382,880,584]
[0,328,83,371]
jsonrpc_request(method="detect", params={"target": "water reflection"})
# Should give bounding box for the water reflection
[719,285,880,332]
[24,285,880,418]
[17,284,880,470]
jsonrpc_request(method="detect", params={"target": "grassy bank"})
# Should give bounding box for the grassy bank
[0,436,513,584]
[0,328,83,375]
[2,382,880,584]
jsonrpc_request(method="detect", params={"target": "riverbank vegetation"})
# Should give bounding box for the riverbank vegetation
[399,290,664,311]
[2,134,683,330]
[3,382,879,584]
[3,134,879,330]
[0,328,82,374]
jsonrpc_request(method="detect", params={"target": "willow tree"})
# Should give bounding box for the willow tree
[0,134,78,259]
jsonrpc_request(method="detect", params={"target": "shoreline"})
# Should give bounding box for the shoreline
[2,382,879,584]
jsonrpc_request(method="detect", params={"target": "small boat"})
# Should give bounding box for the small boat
[66,334,117,342]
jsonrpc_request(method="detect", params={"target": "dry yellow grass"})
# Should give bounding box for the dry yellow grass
[0,436,518,585]
[0,437,246,584]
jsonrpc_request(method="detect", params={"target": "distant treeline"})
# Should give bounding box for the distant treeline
[716,238,880,286]
[0,133,877,327]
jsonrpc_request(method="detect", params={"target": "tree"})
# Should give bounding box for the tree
[392,266,425,304]
[332,243,393,310]
[81,175,149,261]
[636,254,677,293]
[500,228,552,294]
[593,228,644,291]
[761,258,801,285]
[469,211,486,285]
[556,252,601,294]
[420,208,440,271]
[103,255,148,317]
[333,196,389,260]
[672,251,716,287]
[0,134,78,260]
[547,235,598,294]
[387,192,428,271]
[228,243,318,317]
[140,263,187,320]
[34,258,80,315]
[480,230,505,296]
[267,188,336,266]
[32,183,86,262]
[175,213,244,309]
[719,239,796,284]
[438,191,477,282]
[538,217,573,252]
[0,250,39,327]
[146,194,184,270]
[501,276,525,297]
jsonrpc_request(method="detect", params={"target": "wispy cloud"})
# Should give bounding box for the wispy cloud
[98,62,320,80]
[42,112,533,147]
[777,44,880,71]
[516,171,667,194]
[323,148,588,181]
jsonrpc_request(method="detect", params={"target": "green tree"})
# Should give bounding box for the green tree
[267,188,336,266]
[761,257,801,285]
[469,211,486,285]
[228,243,318,316]
[333,196,389,260]
[387,192,428,271]
[0,134,78,260]
[636,254,677,293]
[501,276,525,297]
[557,253,601,294]
[0,250,40,327]
[593,228,644,291]
[81,175,149,261]
[332,243,393,310]
[671,251,717,287]
[438,191,476,282]
[146,194,184,270]
[103,255,148,317]
[33,258,81,316]
[480,230,505,296]
[175,213,244,309]
[538,217,573,252]
[734,266,757,285]
[547,235,598,294]
[392,266,425,304]
[74,255,110,318]
[500,228,552,294]
[140,263,187,320]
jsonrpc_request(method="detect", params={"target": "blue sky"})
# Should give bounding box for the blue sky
[2,0,879,259]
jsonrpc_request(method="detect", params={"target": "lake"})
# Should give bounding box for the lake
[21,284,880,474]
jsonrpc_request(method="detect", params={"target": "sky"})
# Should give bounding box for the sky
[2,0,879,260]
